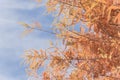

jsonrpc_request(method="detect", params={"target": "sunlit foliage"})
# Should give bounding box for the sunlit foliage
[23,0,120,80]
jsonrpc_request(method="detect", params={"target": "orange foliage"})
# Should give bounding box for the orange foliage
[23,0,120,80]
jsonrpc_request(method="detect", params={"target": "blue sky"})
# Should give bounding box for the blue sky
[0,0,55,80]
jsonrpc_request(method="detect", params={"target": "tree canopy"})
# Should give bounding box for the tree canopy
[22,0,120,80]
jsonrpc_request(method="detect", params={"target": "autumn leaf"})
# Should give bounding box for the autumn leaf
[19,22,30,28]
[22,0,120,80]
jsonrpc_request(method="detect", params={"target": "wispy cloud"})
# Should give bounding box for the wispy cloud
[0,74,17,80]
[0,0,53,80]
[0,0,39,10]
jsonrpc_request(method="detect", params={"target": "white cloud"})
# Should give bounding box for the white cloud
[0,74,18,80]
[0,0,48,10]
[0,33,51,49]
[0,0,38,10]
[0,0,54,80]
